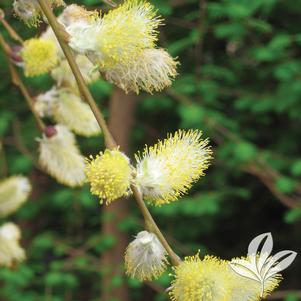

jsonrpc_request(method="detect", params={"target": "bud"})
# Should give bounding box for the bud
[0,176,31,218]
[0,223,25,267]
[38,125,86,187]
[10,45,23,65]
[125,231,168,281]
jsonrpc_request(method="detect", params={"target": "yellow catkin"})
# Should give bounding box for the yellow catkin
[170,254,282,301]
[21,38,58,77]
[170,255,233,301]
[135,129,212,205]
[228,257,282,301]
[85,150,132,204]
[96,0,162,68]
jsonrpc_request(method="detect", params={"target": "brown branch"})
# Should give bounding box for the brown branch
[168,88,301,209]
[245,164,300,209]
[0,9,24,44]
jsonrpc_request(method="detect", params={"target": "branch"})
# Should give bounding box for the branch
[37,0,116,149]
[0,9,24,44]
[37,0,182,266]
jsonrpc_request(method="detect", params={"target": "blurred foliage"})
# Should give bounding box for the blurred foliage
[0,0,301,300]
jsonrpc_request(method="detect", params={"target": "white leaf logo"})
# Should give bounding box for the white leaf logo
[229,232,297,297]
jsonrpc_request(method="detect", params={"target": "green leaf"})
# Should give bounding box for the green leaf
[214,22,246,40]
[284,208,301,224]
[276,177,296,194]
[178,104,205,128]
[233,142,258,162]
[291,159,301,176]
[0,111,13,137]
[285,293,300,301]
[168,30,199,55]
[10,156,33,173]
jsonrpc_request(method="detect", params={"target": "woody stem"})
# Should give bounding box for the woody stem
[37,0,181,266]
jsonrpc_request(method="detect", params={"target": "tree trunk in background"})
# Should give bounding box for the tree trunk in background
[100,88,137,301]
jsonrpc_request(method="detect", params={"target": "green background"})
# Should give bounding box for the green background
[0,0,300,300]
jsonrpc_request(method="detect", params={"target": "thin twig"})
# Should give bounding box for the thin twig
[0,9,24,44]
[131,185,181,266]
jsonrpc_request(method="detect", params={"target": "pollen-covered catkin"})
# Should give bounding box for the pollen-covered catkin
[67,0,161,67]
[135,129,212,205]
[228,256,282,301]
[85,150,132,204]
[21,38,58,77]
[95,0,162,67]
[170,255,233,301]
[170,254,282,301]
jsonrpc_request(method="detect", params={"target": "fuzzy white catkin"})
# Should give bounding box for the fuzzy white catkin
[51,55,99,89]
[52,90,101,137]
[38,125,86,187]
[0,223,25,267]
[0,176,31,218]
[35,88,101,137]
[125,231,168,281]
[103,48,178,94]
